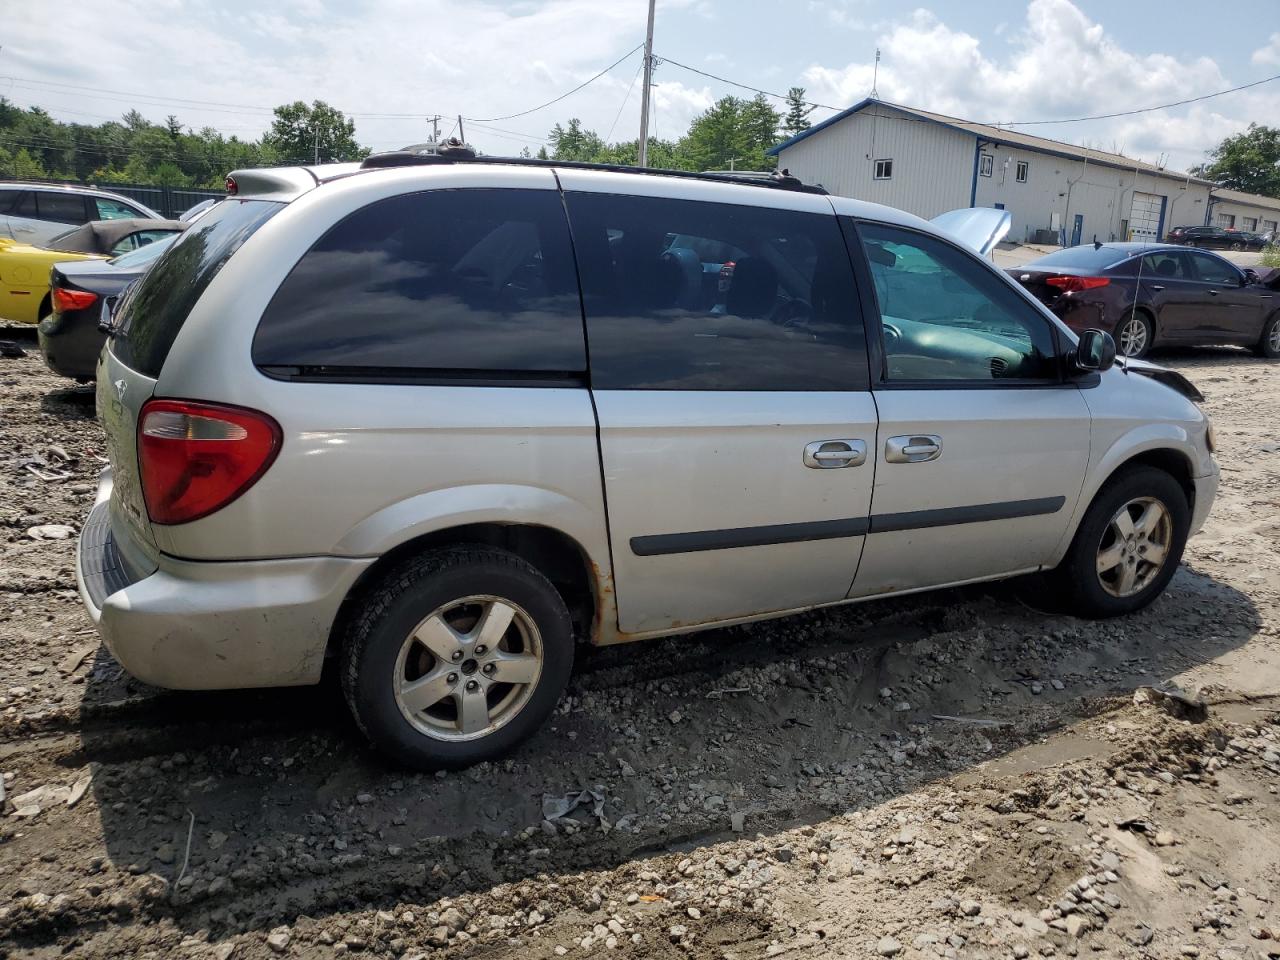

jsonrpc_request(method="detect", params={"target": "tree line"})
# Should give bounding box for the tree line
[2,86,1275,200]
[0,98,367,188]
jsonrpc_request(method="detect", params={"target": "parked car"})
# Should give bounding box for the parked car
[179,198,219,221]
[0,182,162,246]
[1164,224,1265,250]
[45,218,187,256]
[1009,242,1280,359]
[0,219,186,324]
[78,156,1218,769]
[38,233,184,381]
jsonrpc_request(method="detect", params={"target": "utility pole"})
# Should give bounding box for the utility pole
[431,116,440,143]
[457,114,465,144]
[314,125,319,165]
[637,0,656,167]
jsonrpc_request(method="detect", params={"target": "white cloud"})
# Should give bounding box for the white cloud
[1,0,711,157]
[1253,33,1280,67]
[800,0,1277,172]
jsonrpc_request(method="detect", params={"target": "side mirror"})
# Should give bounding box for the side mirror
[1075,329,1116,373]
[1243,268,1258,286]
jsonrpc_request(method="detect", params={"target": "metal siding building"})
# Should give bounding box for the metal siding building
[770,100,1215,244]
[1207,188,1280,233]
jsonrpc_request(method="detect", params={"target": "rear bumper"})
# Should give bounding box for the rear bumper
[77,499,373,690]
[38,310,104,380]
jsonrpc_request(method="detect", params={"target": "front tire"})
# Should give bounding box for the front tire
[1044,466,1190,618]
[341,546,574,769]
[1115,311,1153,358]
[1257,313,1280,359]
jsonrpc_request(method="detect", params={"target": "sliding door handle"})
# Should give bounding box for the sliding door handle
[803,439,867,469]
[885,435,942,463]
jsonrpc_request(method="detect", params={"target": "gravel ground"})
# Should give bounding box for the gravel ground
[1,332,1278,960]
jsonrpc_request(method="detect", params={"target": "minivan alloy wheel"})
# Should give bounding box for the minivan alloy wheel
[394,595,543,741]
[1095,496,1173,598]
[1117,315,1149,357]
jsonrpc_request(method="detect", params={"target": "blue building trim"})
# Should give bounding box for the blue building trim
[969,137,982,207]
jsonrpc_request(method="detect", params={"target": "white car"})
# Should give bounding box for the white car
[0,182,162,246]
[78,155,1218,769]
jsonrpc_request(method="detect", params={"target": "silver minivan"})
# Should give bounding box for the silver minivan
[77,154,1218,768]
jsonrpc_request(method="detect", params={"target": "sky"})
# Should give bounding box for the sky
[2,0,1279,173]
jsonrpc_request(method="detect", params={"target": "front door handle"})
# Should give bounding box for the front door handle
[803,439,867,469]
[885,435,942,463]
[1150,284,1165,291]
[1208,290,1219,296]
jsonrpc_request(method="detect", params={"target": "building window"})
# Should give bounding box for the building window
[1015,161,1028,183]
[1217,213,1236,228]
[979,153,993,177]
[1242,217,1257,231]
[874,158,893,180]
[1263,219,1278,232]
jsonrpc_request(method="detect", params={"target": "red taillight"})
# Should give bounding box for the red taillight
[1045,275,1110,293]
[51,287,99,313]
[138,400,281,525]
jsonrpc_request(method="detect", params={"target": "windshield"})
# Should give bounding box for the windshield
[110,198,283,377]
[108,233,179,267]
[1024,245,1128,270]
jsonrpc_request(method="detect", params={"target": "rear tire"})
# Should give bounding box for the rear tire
[1043,466,1189,619]
[341,546,574,770]
[1115,311,1153,358]
[1258,313,1280,359]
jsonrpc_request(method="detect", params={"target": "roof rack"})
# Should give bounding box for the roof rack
[359,148,826,195]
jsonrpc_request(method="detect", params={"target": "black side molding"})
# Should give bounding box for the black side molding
[629,497,1066,557]
[869,496,1066,534]
[630,517,870,557]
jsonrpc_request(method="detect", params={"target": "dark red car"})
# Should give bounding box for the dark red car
[1009,242,1280,359]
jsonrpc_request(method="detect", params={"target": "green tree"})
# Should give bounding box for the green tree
[1192,124,1280,198]
[264,100,366,164]
[547,118,605,162]
[680,95,780,172]
[782,87,814,137]
[0,146,48,179]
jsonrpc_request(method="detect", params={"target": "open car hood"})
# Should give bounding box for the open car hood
[930,207,1012,258]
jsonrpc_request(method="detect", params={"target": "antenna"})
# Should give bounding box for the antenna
[1120,158,1146,372]
[637,0,657,167]
[870,48,881,100]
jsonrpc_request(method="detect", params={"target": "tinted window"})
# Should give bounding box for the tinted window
[1140,252,1188,279]
[567,193,866,391]
[860,222,1057,382]
[1025,245,1128,270]
[36,192,89,224]
[0,189,21,214]
[12,192,37,218]
[1185,252,1239,285]
[254,189,583,376]
[112,199,282,377]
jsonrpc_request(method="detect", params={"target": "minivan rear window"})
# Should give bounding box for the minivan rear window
[110,199,282,378]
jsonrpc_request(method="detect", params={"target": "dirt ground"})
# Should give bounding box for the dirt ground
[1,332,1278,960]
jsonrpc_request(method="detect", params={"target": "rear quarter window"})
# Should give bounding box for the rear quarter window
[111,199,282,378]
[252,188,584,379]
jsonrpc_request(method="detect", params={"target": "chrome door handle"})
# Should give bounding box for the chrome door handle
[885,435,942,463]
[803,439,867,469]
[1150,284,1165,291]
[1208,290,1219,296]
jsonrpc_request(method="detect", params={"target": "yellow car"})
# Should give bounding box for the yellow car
[0,218,184,324]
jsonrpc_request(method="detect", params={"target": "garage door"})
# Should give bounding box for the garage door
[1129,192,1164,241]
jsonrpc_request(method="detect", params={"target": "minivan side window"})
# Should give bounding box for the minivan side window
[36,191,90,225]
[566,192,867,391]
[253,189,584,377]
[858,222,1058,382]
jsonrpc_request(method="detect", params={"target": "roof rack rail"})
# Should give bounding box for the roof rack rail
[358,149,826,194]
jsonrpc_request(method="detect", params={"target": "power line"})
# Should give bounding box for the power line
[606,60,644,143]
[655,56,840,111]
[464,43,643,123]
[999,72,1280,125]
